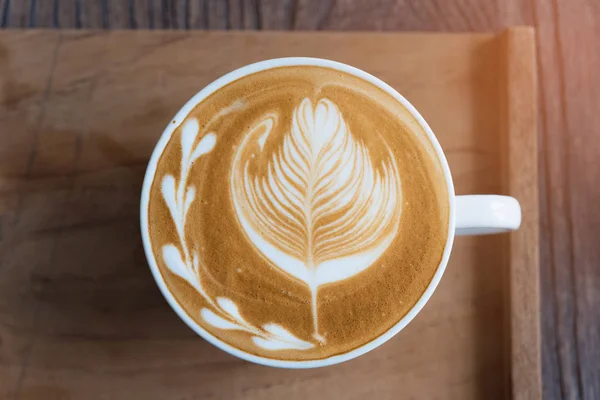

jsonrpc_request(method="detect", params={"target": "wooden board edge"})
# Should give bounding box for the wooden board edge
[0,28,540,396]
[501,27,542,400]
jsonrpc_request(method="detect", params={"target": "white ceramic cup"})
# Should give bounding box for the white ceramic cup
[140,57,521,369]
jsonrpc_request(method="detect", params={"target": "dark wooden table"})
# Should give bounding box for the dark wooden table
[1,1,598,399]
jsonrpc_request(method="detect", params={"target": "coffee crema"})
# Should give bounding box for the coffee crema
[147,66,449,360]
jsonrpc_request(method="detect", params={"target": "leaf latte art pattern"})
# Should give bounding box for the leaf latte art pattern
[231,98,402,341]
[161,116,314,351]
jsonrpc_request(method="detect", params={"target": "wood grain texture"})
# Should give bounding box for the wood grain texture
[531,0,600,399]
[4,0,27,27]
[107,0,130,29]
[0,0,521,31]
[33,0,57,28]
[502,27,540,400]
[0,29,536,400]
[0,1,597,400]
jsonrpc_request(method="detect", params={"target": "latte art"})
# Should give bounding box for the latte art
[231,98,401,342]
[147,66,449,360]
[160,117,314,351]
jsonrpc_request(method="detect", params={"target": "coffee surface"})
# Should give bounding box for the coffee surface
[147,66,450,360]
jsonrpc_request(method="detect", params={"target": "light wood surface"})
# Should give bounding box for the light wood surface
[503,28,540,400]
[0,29,538,399]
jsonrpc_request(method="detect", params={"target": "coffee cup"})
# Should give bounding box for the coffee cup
[140,58,521,368]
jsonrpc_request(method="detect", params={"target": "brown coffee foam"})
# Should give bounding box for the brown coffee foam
[148,66,449,360]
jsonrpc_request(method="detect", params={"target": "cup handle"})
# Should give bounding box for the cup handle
[455,195,521,236]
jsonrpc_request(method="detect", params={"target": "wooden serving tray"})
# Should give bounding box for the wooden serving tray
[0,29,539,399]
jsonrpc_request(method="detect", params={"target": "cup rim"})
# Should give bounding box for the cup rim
[140,57,456,369]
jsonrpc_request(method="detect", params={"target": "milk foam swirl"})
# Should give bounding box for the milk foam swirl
[231,98,401,341]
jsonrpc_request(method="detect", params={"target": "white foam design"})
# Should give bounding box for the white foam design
[231,98,402,341]
[160,114,314,351]
[252,324,315,351]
